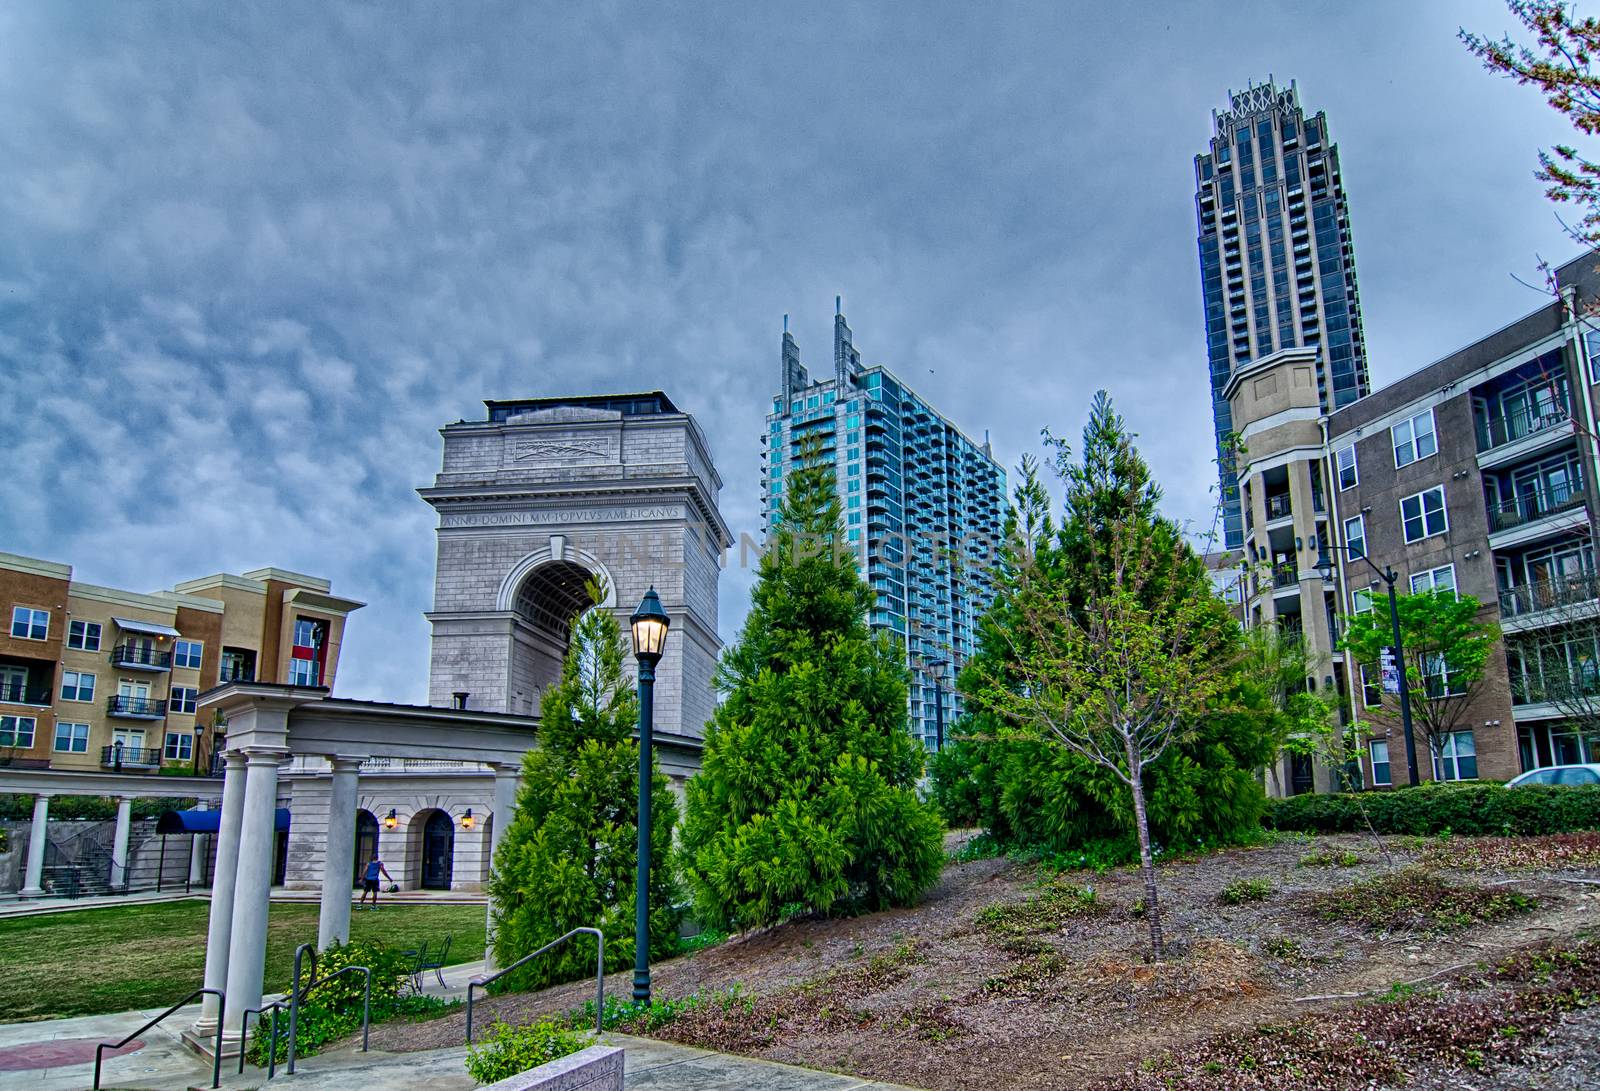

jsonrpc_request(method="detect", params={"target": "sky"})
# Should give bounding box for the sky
[0,1,1586,704]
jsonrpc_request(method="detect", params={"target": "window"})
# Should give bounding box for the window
[67,620,102,651]
[1433,730,1478,781]
[293,618,320,647]
[164,732,194,761]
[220,648,256,683]
[1410,565,1457,597]
[54,721,90,753]
[170,686,198,715]
[0,715,36,749]
[1359,664,1383,708]
[1368,739,1392,786]
[10,607,48,641]
[60,671,96,703]
[289,657,318,686]
[1343,515,1366,559]
[1335,445,1358,490]
[1352,588,1375,614]
[1587,330,1600,384]
[1401,486,1448,542]
[174,639,203,669]
[1392,410,1438,468]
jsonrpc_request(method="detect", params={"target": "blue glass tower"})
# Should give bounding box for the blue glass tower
[1196,80,1369,547]
[761,305,1006,750]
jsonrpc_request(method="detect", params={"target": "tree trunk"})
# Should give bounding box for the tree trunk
[1125,744,1164,960]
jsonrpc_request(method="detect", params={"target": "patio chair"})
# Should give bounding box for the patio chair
[417,933,451,989]
[399,939,429,993]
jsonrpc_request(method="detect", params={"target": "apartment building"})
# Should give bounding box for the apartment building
[1228,251,1600,793]
[0,552,363,773]
[762,306,1006,749]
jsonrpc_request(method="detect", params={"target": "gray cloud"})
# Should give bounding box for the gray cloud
[0,0,1582,703]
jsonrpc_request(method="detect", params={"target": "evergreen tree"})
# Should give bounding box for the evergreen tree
[486,582,679,988]
[680,436,944,931]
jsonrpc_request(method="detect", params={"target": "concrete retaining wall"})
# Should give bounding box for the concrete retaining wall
[481,1045,624,1091]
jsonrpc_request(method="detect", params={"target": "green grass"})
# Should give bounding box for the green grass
[0,899,485,1021]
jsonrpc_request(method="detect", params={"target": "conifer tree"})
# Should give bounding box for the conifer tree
[680,436,944,931]
[487,581,679,987]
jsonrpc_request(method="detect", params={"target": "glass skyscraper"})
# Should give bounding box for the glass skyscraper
[1195,79,1369,547]
[761,305,1006,750]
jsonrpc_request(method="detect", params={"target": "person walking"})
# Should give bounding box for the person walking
[359,854,393,909]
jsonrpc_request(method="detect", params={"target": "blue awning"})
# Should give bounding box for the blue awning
[156,808,290,835]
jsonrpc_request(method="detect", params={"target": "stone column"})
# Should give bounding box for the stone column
[188,801,210,886]
[318,757,361,950]
[19,793,50,898]
[196,753,247,1033]
[110,796,133,889]
[222,748,284,1040]
[483,764,520,968]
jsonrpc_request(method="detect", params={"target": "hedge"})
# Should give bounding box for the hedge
[0,794,198,822]
[1266,782,1600,837]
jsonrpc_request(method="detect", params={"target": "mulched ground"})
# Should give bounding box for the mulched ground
[375,831,1600,1089]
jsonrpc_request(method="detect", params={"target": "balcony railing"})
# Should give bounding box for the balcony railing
[1511,671,1600,706]
[1488,480,1587,533]
[1266,494,1292,520]
[106,695,167,718]
[110,644,172,670]
[1273,564,1299,589]
[100,744,162,768]
[1476,398,1572,453]
[0,680,52,705]
[1498,572,1600,619]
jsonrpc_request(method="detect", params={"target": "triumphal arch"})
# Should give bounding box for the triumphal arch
[418,392,730,738]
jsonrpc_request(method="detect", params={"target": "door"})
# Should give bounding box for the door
[111,728,145,765]
[353,811,379,886]
[421,811,454,890]
[1289,753,1315,796]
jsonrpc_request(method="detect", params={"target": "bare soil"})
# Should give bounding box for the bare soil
[376,831,1600,1088]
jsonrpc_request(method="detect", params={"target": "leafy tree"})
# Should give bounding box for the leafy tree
[487,582,679,988]
[1462,1,1600,245]
[969,393,1242,959]
[679,435,943,931]
[1340,590,1499,782]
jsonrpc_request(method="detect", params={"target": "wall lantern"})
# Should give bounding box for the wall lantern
[460,808,475,830]
[384,808,398,830]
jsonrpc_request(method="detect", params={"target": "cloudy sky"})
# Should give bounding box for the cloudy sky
[0,1,1584,703]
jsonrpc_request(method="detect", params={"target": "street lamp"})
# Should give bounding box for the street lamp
[629,586,670,1003]
[927,659,947,752]
[1315,546,1421,788]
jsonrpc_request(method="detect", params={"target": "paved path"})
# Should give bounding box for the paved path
[0,1008,921,1090]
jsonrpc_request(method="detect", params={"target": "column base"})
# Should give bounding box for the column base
[180,1027,247,1062]
[17,887,44,899]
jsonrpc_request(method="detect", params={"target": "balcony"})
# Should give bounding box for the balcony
[1266,494,1293,521]
[110,644,172,671]
[1499,572,1600,627]
[1273,564,1299,590]
[1476,401,1575,467]
[106,695,167,719]
[1488,480,1587,537]
[0,680,52,707]
[100,744,162,770]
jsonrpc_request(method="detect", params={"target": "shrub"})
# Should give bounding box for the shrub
[1266,782,1600,837]
[1299,849,1362,868]
[245,940,415,1065]
[1303,869,1536,933]
[464,1019,585,1084]
[0,794,197,821]
[976,885,1100,937]
[1218,878,1273,904]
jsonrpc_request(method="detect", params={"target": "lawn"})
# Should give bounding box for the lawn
[0,899,485,1022]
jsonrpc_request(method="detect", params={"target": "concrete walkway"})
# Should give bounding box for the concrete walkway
[0,1005,921,1090]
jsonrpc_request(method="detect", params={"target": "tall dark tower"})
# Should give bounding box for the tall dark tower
[1196,79,1369,547]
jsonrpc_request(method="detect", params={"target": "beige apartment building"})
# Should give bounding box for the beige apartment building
[1,552,362,773]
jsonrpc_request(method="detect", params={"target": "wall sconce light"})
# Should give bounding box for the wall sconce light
[384,808,398,830]
[460,808,475,830]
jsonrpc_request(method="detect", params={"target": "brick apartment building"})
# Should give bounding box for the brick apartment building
[0,552,363,773]
[1226,251,1600,792]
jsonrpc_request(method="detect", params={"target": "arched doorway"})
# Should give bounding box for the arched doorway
[420,810,455,890]
[511,560,598,711]
[352,810,379,885]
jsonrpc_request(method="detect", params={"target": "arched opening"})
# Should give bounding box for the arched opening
[353,809,379,886]
[510,560,597,713]
[418,810,455,890]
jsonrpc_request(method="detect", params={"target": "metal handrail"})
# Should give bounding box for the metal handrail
[283,942,371,1075]
[94,986,223,1090]
[466,927,604,1044]
[239,1001,288,1078]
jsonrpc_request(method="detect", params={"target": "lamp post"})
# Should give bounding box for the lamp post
[927,659,947,752]
[192,726,203,776]
[1316,547,1421,788]
[629,586,670,1003]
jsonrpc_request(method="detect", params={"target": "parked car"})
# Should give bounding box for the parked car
[1505,763,1600,787]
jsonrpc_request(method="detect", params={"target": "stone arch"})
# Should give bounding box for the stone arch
[497,542,618,715]
[409,807,456,890]
[352,809,379,885]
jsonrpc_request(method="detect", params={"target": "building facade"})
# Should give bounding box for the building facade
[762,307,1006,749]
[0,553,362,774]
[1196,79,1371,548]
[419,391,730,738]
[1228,251,1600,793]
